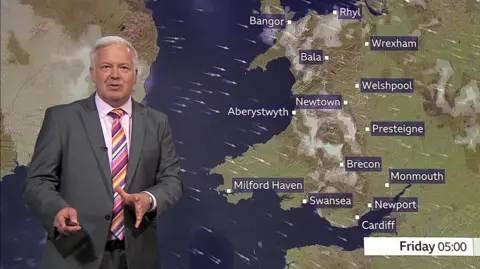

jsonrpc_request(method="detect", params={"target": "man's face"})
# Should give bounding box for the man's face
[90,44,138,105]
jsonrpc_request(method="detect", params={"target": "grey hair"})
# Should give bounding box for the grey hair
[90,36,139,69]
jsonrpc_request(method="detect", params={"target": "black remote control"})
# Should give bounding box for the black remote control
[66,219,79,226]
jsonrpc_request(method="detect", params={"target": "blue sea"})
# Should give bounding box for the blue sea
[0,0,395,268]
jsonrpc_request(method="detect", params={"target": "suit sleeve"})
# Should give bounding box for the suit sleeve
[22,107,69,239]
[145,114,183,219]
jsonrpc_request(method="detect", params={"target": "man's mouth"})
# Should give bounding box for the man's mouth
[108,84,123,90]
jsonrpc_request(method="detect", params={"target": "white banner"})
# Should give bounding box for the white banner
[364,237,475,256]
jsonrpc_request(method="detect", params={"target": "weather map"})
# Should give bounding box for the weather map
[1,0,480,268]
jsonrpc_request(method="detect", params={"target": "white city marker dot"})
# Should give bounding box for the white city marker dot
[365,127,370,132]
[355,83,359,89]
[226,188,232,194]
[287,20,292,24]
[302,199,307,204]
[355,215,360,220]
[384,183,390,188]
[291,110,296,115]
[364,41,369,46]
[339,162,344,167]
[333,10,338,15]
[324,55,329,60]
[343,100,348,105]
[367,203,372,208]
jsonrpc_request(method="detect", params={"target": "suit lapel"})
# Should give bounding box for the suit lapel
[80,94,113,200]
[126,101,146,191]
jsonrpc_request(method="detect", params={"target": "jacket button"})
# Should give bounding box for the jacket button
[104,215,111,221]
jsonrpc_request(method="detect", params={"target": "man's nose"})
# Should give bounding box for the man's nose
[109,67,120,79]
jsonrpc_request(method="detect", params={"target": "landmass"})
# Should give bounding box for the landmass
[213,0,480,268]
[285,246,369,268]
[0,112,17,177]
[0,0,158,168]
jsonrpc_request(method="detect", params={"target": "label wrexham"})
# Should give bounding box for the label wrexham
[389,169,446,184]
[344,157,382,172]
[368,36,419,51]
[372,197,419,212]
[370,121,425,136]
[359,78,414,93]
[306,193,353,208]
[295,95,342,109]
[249,14,286,28]
[232,178,304,193]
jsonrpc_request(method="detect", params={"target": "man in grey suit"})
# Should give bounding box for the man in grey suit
[22,36,183,269]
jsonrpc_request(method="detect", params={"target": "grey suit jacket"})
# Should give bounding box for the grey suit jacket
[22,93,183,269]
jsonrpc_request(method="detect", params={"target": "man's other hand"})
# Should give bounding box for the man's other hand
[54,207,82,235]
[115,186,150,228]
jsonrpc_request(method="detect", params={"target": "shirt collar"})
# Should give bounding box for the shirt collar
[94,92,132,118]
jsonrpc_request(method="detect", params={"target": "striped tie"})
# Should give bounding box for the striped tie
[109,109,127,240]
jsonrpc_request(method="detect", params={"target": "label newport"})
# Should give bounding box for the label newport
[372,197,419,212]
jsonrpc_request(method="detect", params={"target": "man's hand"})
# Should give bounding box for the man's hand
[54,207,82,235]
[115,186,151,228]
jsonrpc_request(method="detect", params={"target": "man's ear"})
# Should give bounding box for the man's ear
[89,67,96,83]
[133,68,138,84]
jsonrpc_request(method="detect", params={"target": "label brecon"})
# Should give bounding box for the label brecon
[389,169,445,184]
[344,157,382,172]
[337,6,362,20]
[299,50,324,64]
[361,218,397,233]
[307,193,353,208]
[232,178,304,193]
[371,121,425,136]
[360,78,414,93]
[227,107,289,118]
[369,36,419,51]
[295,95,342,109]
[249,14,286,28]
[373,197,419,212]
